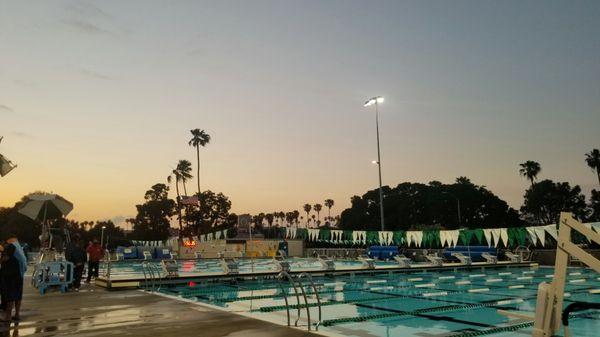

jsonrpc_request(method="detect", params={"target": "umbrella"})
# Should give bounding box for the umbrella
[18,194,74,222]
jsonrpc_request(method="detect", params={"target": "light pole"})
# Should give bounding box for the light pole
[101,225,107,248]
[364,96,385,232]
[442,192,461,227]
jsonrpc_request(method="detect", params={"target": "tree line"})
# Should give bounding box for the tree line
[340,149,600,230]
[1,140,598,245]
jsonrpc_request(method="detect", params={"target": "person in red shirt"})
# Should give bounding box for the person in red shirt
[86,239,104,283]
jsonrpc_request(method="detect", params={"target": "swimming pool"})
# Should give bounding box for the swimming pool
[157,265,600,337]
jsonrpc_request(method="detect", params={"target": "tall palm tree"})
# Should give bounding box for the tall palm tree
[519,161,541,187]
[585,149,600,187]
[176,160,193,196]
[303,204,311,228]
[188,129,211,195]
[313,203,323,222]
[324,199,334,219]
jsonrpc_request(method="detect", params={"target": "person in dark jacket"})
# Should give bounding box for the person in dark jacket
[0,244,23,322]
[65,235,87,291]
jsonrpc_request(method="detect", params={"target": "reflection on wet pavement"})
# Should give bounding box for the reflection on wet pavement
[13,277,318,337]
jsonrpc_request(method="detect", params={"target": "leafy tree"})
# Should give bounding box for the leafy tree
[87,220,127,248]
[185,190,234,235]
[324,199,334,219]
[313,203,323,222]
[303,204,311,227]
[519,161,541,186]
[265,213,274,227]
[588,190,600,222]
[520,179,588,224]
[188,129,211,194]
[585,149,600,187]
[130,183,176,241]
[340,179,522,230]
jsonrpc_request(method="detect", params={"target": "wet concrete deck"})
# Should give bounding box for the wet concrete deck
[2,278,318,337]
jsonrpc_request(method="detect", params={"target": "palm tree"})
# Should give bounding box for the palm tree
[167,172,183,235]
[303,204,311,227]
[585,149,600,187]
[519,161,541,187]
[188,129,211,195]
[176,160,193,196]
[313,203,322,222]
[324,199,334,219]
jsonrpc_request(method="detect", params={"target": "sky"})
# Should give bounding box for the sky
[1,1,599,227]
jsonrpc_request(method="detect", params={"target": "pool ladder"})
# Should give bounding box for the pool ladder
[276,271,322,331]
[141,261,163,292]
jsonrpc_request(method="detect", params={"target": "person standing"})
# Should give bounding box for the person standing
[65,235,87,291]
[0,244,23,322]
[86,239,103,283]
[5,235,26,320]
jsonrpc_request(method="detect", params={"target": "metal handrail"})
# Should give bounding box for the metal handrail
[294,276,311,330]
[141,261,149,291]
[277,271,302,327]
[152,263,163,291]
[275,275,291,326]
[146,262,156,291]
[299,272,322,330]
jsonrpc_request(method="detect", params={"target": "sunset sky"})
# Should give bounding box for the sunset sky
[1,1,599,227]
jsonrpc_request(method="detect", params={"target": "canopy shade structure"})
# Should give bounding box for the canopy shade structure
[18,194,74,222]
[0,154,16,177]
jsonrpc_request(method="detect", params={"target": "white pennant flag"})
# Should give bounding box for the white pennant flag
[406,231,423,247]
[448,230,460,248]
[357,231,366,244]
[439,230,450,247]
[483,229,493,247]
[534,227,546,247]
[499,228,508,247]
[544,224,558,241]
[332,230,343,243]
[526,227,538,246]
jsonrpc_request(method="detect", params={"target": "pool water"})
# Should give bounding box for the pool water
[158,266,600,337]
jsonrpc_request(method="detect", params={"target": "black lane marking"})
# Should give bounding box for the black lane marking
[355,303,496,328]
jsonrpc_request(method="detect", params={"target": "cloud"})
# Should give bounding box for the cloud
[107,215,132,229]
[0,104,13,113]
[61,18,112,35]
[10,131,34,139]
[78,67,112,80]
[65,2,112,20]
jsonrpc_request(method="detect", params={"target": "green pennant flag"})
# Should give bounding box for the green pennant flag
[320,229,331,242]
[393,231,405,245]
[473,229,484,244]
[366,231,379,245]
[424,230,441,248]
[459,230,474,246]
[508,227,527,247]
[343,230,353,244]
[296,228,308,240]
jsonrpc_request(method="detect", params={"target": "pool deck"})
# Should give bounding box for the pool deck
[4,276,318,337]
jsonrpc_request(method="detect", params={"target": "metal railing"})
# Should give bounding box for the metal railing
[276,271,323,331]
[298,272,323,330]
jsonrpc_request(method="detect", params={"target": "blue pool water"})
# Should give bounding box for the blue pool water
[156,265,599,337]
